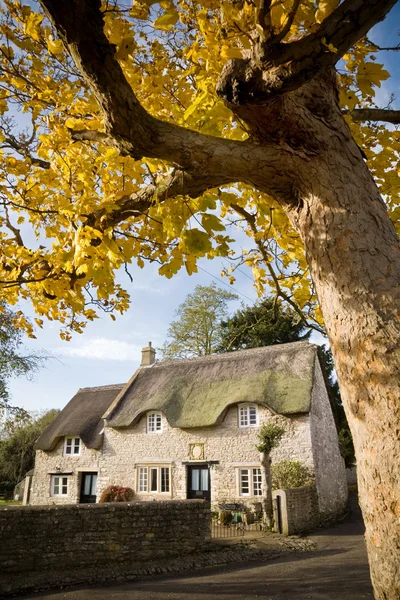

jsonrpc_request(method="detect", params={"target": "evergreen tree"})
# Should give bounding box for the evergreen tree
[218,298,310,353]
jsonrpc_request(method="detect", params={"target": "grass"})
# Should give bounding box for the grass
[0,499,22,508]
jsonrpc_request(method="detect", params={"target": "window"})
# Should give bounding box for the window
[238,404,258,427]
[147,412,162,433]
[239,468,262,496]
[64,437,81,456]
[51,475,68,496]
[137,466,170,493]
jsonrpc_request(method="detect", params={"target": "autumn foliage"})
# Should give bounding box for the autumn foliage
[0,1,397,339]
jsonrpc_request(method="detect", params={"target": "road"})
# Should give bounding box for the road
[22,511,373,600]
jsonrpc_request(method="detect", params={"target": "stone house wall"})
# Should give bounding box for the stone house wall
[31,405,315,508]
[309,359,348,518]
[31,442,101,505]
[100,405,314,510]
[0,501,210,596]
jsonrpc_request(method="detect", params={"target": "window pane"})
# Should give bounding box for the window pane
[240,470,250,495]
[150,468,158,492]
[74,439,80,454]
[53,477,59,495]
[156,414,162,431]
[253,468,262,496]
[239,406,248,427]
[200,469,209,491]
[161,468,169,492]
[91,474,97,496]
[139,467,148,492]
[65,439,72,454]
[191,469,200,491]
[148,414,155,432]
[249,406,257,425]
[84,475,91,495]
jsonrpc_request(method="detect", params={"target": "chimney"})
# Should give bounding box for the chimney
[141,341,156,367]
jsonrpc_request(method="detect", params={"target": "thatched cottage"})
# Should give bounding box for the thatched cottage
[29,342,347,520]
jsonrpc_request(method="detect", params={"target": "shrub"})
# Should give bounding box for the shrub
[219,510,233,525]
[271,460,313,490]
[99,485,134,503]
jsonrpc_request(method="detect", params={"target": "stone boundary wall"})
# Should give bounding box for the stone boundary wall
[273,486,319,535]
[0,500,210,595]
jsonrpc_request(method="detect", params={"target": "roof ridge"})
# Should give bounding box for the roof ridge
[156,341,316,368]
[78,383,126,392]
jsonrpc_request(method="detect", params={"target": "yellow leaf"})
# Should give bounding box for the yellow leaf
[24,12,44,42]
[182,229,212,256]
[220,45,243,60]
[154,10,179,31]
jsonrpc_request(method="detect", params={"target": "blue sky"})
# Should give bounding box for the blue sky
[6,3,400,414]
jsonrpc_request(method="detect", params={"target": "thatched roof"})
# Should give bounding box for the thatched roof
[35,384,124,451]
[105,342,318,428]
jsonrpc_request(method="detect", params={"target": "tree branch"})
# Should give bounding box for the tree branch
[220,0,398,101]
[270,0,302,45]
[345,109,400,125]
[38,0,297,197]
[231,203,326,336]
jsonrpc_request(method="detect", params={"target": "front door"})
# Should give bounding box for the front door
[187,465,210,501]
[80,472,98,503]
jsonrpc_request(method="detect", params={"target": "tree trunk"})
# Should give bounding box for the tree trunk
[273,80,400,600]
[260,452,273,529]
[221,69,400,599]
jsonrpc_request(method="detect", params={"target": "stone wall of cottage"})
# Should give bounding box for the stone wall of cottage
[30,441,101,505]
[31,405,315,507]
[98,405,314,509]
[309,359,348,518]
[0,501,210,596]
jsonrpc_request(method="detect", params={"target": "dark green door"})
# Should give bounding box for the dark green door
[80,472,97,503]
[187,465,210,501]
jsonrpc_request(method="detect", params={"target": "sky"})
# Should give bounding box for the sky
[5,3,400,414]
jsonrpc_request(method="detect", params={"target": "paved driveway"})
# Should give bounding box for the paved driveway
[23,512,373,600]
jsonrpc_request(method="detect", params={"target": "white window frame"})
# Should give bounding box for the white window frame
[51,475,69,496]
[64,436,81,456]
[147,412,163,433]
[238,468,263,497]
[238,404,259,428]
[136,466,170,494]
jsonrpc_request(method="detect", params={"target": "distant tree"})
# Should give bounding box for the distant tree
[161,283,237,359]
[318,345,355,468]
[0,409,59,486]
[218,298,311,353]
[0,304,45,414]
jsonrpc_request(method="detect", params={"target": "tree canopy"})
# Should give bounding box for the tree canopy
[0,304,44,412]
[0,408,59,486]
[161,283,237,358]
[0,1,397,338]
[218,297,310,353]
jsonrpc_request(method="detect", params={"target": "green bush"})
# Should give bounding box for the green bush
[271,460,313,490]
[99,485,134,503]
[219,510,233,525]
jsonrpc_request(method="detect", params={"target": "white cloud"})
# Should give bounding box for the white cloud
[55,338,143,361]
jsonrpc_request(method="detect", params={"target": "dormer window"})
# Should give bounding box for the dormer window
[238,404,258,427]
[147,412,162,433]
[64,437,81,456]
